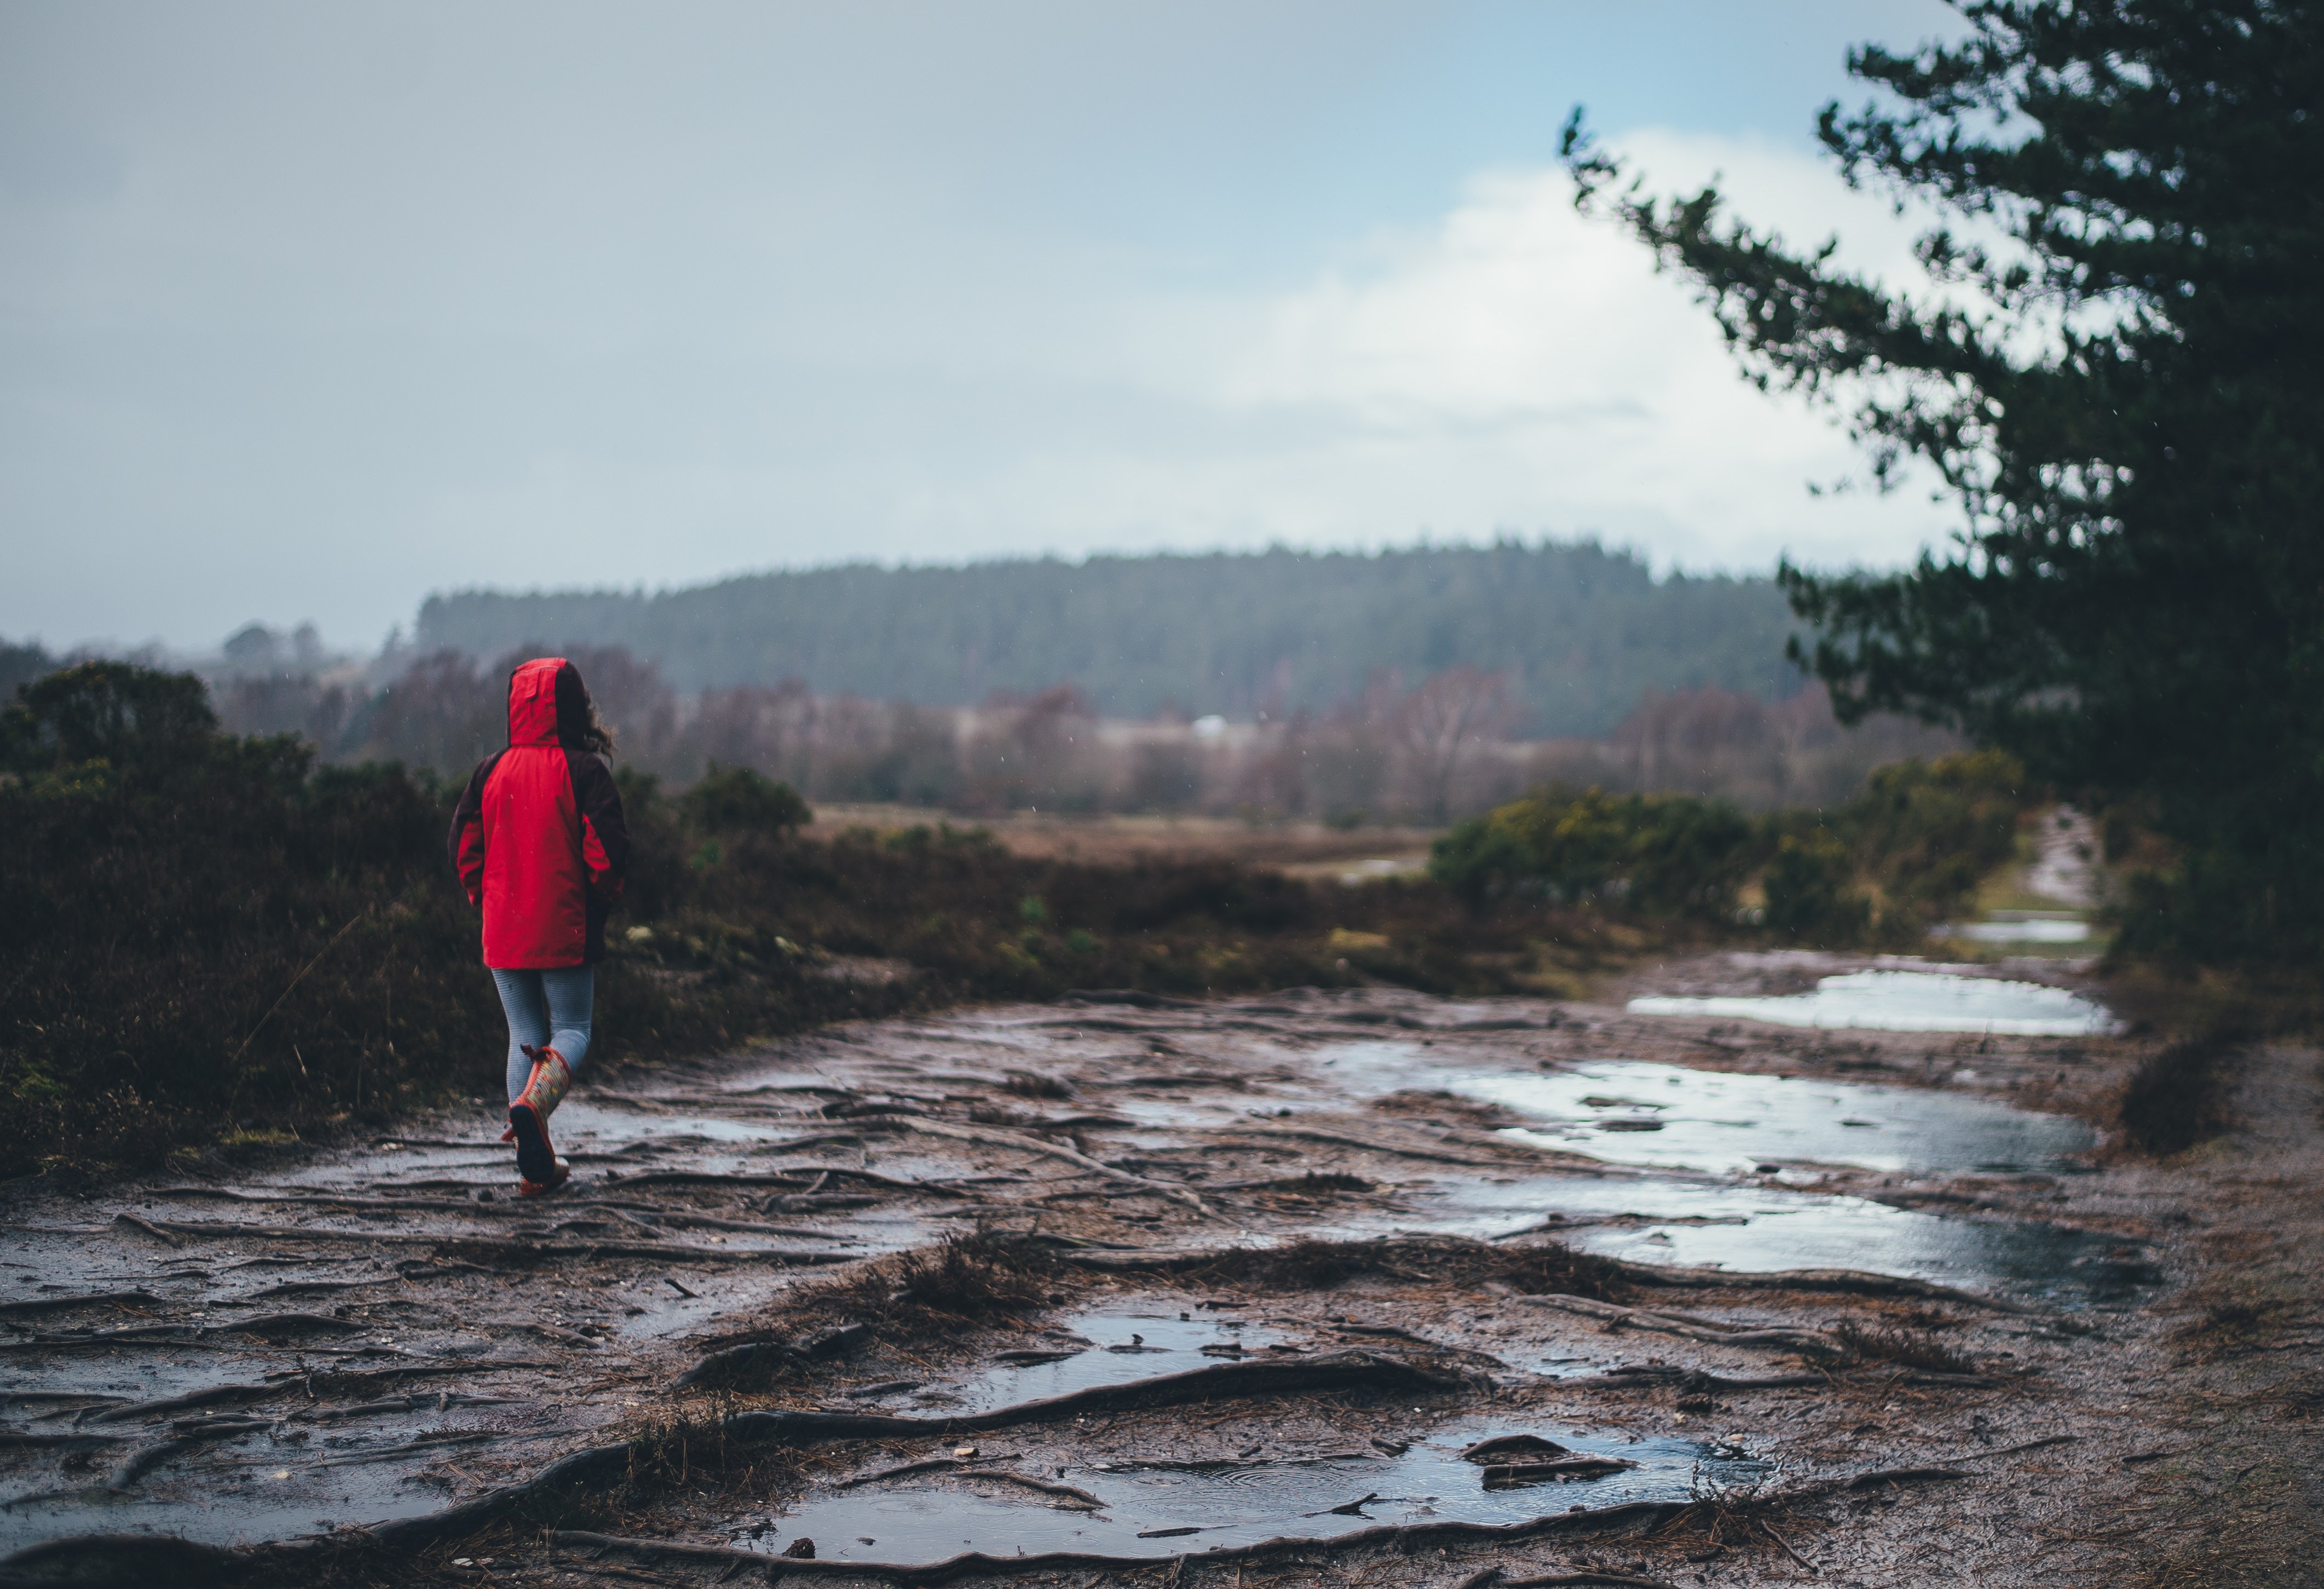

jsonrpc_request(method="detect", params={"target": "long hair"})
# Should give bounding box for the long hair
[554,665,619,756]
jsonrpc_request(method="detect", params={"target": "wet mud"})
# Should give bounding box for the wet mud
[5,952,2322,1587]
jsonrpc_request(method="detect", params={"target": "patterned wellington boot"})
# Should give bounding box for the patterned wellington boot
[499,1042,540,1144]
[509,1044,575,1195]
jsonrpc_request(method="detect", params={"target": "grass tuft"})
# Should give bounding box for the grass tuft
[794,1231,1060,1341]
[2118,1030,2242,1155]
[1830,1321,1979,1375]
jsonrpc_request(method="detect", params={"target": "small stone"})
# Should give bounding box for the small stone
[953,1444,978,1458]
[782,1538,816,1559]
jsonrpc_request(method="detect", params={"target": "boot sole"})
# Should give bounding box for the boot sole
[509,1103,556,1185]
[518,1161,572,1197]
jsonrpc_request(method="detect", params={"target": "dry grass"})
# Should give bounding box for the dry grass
[765,1231,1066,1344]
[2118,1032,2244,1156]
[809,805,1441,871]
[1830,1321,1980,1375]
[2166,1294,2300,1362]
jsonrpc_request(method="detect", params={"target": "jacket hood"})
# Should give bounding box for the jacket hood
[506,658,569,748]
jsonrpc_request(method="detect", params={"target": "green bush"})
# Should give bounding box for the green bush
[1438,749,2034,947]
[678,761,812,836]
[1430,787,1756,921]
[1762,830,1868,942]
[1846,749,2025,927]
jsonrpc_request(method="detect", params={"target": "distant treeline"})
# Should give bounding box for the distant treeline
[212,645,1947,820]
[414,541,1802,738]
[3,631,1951,819]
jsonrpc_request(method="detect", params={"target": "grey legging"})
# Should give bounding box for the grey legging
[489,966,594,1103]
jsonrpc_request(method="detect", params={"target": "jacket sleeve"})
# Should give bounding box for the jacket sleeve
[570,752,630,900]
[447,755,497,908]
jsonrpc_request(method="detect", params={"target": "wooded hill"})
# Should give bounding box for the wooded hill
[414,541,1800,738]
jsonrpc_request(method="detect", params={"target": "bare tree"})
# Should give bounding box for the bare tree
[1390,667,1518,819]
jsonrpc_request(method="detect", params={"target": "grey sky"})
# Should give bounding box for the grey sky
[1,0,1966,654]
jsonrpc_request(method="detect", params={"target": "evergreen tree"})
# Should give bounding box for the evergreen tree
[1565,0,2324,958]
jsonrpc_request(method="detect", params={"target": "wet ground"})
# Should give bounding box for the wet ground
[5,950,2321,1587]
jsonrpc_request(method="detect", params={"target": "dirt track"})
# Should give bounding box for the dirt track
[3,955,2320,1588]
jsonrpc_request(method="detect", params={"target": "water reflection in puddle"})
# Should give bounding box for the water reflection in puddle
[1628,970,2119,1035]
[1478,1061,2090,1176]
[1935,918,2091,945]
[893,1309,1290,1414]
[1320,1046,2094,1176]
[731,1419,1769,1564]
[1393,1178,2148,1306]
[1301,1040,2127,1302]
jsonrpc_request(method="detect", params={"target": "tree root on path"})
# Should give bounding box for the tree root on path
[601,1167,951,1196]
[10,1219,863,1266]
[0,1312,366,1352]
[673,1323,869,1389]
[1843,1464,1972,1490]
[1606,1261,2048,1316]
[1198,1123,1526,1168]
[147,1189,856,1240]
[0,1534,247,1589]
[886,1116,1213,1217]
[1556,1366,1831,1393]
[1516,1293,1844,1357]
[79,1383,283,1425]
[105,1419,269,1492]
[833,1459,1106,1507]
[715,1349,1463,1443]
[1464,1570,1679,1589]
[0,1291,165,1317]
[542,1500,1692,1585]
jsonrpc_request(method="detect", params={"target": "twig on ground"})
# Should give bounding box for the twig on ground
[891,1116,1212,1217]
[1757,1519,1818,1574]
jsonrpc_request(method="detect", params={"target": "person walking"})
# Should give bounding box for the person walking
[447,657,629,1195]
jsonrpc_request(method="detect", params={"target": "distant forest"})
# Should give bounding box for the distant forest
[416,542,1803,738]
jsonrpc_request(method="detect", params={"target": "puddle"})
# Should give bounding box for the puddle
[1395,1176,2147,1307]
[1299,1042,2127,1302]
[1627,970,2120,1035]
[914,1310,1290,1414]
[1935,915,2091,945]
[1321,1046,2094,1176]
[726,1418,1769,1565]
[1469,1060,2092,1176]
[0,1417,589,1550]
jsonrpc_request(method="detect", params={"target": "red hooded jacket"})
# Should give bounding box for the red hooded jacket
[447,658,629,969]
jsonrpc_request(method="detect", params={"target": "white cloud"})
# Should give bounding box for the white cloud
[5,19,1984,653]
[905,131,1964,577]
[375,134,1967,615]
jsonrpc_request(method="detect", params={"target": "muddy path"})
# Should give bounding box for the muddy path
[4,953,2320,1588]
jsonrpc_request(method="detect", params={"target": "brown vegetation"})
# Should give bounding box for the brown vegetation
[212,642,1952,823]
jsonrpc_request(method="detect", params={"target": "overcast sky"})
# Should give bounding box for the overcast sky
[1,0,1970,654]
